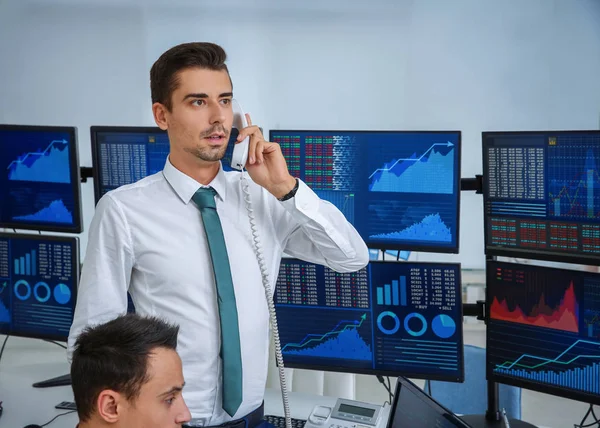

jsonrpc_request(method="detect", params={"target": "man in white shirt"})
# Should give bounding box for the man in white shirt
[68,41,369,428]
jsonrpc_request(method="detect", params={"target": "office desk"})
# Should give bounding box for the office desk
[1,336,552,428]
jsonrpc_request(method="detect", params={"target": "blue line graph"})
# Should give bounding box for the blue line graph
[494,339,600,394]
[282,313,372,360]
[7,139,70,183]
[495,339,600,371]
[369,142,454,194]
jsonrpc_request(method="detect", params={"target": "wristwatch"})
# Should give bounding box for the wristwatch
[278,178,299,202]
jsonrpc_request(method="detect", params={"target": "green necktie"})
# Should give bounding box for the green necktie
[192,187,243,416]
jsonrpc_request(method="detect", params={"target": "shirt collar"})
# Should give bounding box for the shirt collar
[162,156,228,204]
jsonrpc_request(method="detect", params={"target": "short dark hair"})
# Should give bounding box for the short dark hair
[150,41,231,111]
[70,313,180,421]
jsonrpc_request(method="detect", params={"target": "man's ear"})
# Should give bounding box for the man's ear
[152,102,169,131]
[96,389,123,423]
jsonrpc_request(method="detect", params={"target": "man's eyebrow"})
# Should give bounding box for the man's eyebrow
[182,92,233,101]
[157,382,185,397]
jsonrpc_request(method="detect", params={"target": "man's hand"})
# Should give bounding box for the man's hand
[235,114,296,199]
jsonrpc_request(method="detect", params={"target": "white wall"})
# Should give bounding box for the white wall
[1,0,599,266]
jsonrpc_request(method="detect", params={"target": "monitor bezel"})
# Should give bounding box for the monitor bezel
[269,129,462,254]
[0,124,83,233]
[387,376,473,428]
[90,125,167,204]
[0,232,80,342]
[482,130,600,265]
[485,259,600,406]
[275,260,465,383]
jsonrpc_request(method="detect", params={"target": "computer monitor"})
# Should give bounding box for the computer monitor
[486,260,600,405]
[270,130,462,253]
[0,232,79,342]
[0,124,82,233]
[483,130,600,264]
[273,259,464,382]
[388,377,472,428]
[90,126,170,203]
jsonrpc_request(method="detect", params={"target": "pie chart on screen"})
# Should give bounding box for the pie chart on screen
[432,314,456,339]
[53,284,71,305]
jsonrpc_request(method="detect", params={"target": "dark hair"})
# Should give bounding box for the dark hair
[150,41,231,111]
[70,313,180,421]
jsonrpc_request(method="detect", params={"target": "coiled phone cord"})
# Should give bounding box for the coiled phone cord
[240,172,292,428]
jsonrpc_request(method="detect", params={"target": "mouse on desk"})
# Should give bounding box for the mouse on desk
[24,425,43,428]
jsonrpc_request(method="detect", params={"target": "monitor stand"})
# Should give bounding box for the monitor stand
[461,415,537,428]
[32,373,71,388]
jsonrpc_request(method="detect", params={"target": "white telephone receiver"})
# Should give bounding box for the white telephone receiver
[230,99,250,171]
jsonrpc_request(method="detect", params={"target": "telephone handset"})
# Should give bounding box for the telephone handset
[230,100,292,428]
[230,99,250,171]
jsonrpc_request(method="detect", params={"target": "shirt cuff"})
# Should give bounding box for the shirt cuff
[280,179,321,224]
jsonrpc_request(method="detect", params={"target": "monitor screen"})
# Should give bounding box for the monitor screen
[274,259,464,382]
[270,130,461,253]
[388,377,472,428]
[0,125,82,233]
[91,126,170,202]
[483,130,600,264]
[486,261,600,405]
[0,233,79,341]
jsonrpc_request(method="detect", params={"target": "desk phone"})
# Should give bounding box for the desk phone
[304,399,389,428]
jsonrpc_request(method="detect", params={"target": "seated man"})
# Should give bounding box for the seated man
[70,313,191,427]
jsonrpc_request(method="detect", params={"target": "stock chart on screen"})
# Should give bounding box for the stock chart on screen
[487,261,600,404]
[0,233,79,341]
[270,130,461,253]
[91,126,171,202]
[0,125,82,232]
[273,259,464,382]
[483,131,600,263]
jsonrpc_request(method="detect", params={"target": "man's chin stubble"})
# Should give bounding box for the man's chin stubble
[185,146,227,163]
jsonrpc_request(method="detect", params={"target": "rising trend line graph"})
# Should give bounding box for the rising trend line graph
[368,141,454,194]
[7,139,70,183]
[493,339,600,394]
[495,339,600,372]
[368,142,453,179]
[282,313,372,360]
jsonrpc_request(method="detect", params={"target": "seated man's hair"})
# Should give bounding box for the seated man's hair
[70,313,180,421]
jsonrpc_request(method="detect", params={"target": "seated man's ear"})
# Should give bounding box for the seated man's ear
[97,390,123,423]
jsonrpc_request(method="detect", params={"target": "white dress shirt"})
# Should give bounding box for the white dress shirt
[67,158,369,425]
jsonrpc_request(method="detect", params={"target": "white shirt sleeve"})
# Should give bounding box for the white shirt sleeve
[274,179,370,273]
[66,194,135,362]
